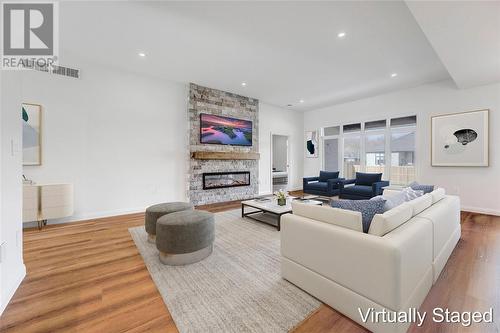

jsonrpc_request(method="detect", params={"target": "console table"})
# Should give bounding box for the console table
[23,183,74,229]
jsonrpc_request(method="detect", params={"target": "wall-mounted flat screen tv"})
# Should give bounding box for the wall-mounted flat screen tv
[200,113,253,146]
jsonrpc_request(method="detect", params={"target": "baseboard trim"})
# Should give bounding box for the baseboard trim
[23,207,146,228]
[461,206,500,217]
[0,263,26,316]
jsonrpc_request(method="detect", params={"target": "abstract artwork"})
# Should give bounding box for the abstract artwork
[305,130,318,158]
[431,109,489,166]
[22,103,42,165]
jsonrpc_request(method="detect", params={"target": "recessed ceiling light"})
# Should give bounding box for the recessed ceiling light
[241,82,247,87]
[391,73,398,78]
[299,99,305,103]
[138,52,146,57]
[337,32,346,38]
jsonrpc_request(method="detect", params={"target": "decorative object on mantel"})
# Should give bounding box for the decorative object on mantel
[23,183,74,230]
[305,130,318,158]
[22,103,42,166]
[431,109,489,166]
[191,151,260,160]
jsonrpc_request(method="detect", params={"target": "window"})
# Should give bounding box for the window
[365,132,386,177]
[323,115,416,182]
[324,126,340,136]
[343,135,361,179]
[343,123,361,133]
[390,116,416,184]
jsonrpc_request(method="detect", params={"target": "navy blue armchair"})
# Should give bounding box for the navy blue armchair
[303,171,344,197]
[339,172,389,200]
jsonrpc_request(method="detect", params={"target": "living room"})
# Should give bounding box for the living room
[0,1,499,333]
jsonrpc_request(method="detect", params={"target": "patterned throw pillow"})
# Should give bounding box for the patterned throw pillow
[409,182,435,194]
[402,187,424,201]
[331,199,386,233]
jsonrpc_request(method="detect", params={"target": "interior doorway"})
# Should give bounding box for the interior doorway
[271,134,290,193]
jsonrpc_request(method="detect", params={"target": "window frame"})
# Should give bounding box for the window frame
[320,114,418,182]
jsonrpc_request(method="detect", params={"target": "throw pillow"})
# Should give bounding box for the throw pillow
[319,171,340,182]
[409,181,435,194]
[370,191,406,212]
[402,187,424,201]
[331,199,386,233]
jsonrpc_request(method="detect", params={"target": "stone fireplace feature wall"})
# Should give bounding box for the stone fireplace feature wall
[188,83,259,205]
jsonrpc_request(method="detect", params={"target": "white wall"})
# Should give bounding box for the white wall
[304,79,500,215]
[20,62,189,224]
[0,71,26,315]
[259,103,304,194]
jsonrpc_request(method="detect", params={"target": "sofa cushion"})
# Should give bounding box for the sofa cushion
[430,188,446,204]
[368,202,413,236]
[330,199,386,233]
[319,171,340,182]
[306,182,327,190]
[355,172,382,186]
[341,185,373,197]
[291,202,363,232]
[406,193,433,216]
[409,181,435,194]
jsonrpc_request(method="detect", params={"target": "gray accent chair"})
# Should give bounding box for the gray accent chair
[145,202,194,243]
[156,210,215,265]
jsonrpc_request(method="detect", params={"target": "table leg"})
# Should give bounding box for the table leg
[277,215,281,231]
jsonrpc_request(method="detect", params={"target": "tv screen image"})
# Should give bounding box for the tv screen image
[200,113,253,146]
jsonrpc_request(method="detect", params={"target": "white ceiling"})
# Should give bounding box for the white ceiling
[406,1,500,89]
[58,1,497,111]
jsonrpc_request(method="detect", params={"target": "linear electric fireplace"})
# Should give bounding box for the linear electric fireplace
[203,171,250,190]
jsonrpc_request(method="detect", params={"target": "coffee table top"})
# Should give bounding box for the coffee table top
[242,197,322,214]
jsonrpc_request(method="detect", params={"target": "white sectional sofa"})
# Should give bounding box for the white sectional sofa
[280,188,461,333]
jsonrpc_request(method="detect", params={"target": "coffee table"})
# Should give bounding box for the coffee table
[241,197,322,231]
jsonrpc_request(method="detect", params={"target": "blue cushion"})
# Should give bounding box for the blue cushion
[331,199,386,233]
[341,185,373,197]
[409,182,434,194]
[306,182,328,190]
[355,172,382,186]
[319,171,340,182]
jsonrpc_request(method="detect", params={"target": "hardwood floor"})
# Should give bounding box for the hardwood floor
[1,200,498,333]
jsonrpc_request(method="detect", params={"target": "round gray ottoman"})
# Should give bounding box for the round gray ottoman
[156,210,215,266]
[145,202,194,243]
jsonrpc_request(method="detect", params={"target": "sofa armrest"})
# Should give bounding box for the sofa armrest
[337,178,355,190]
[326,177,344,190]
[372,181,390,196]
[281,213,433,310]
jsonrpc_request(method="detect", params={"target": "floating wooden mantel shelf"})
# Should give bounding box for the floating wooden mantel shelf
[192,151,260,160]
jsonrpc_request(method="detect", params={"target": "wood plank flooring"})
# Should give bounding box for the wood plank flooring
[0,199,498,333]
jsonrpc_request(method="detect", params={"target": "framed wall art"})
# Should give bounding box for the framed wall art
[22,103,42,166]
[305,130,318,158]
[431,109,489,167]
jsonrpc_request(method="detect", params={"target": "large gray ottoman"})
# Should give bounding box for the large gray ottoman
[156,210,215,266]
[145,202,194,243]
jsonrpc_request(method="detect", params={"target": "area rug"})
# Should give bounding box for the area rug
[129,209,320,333]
